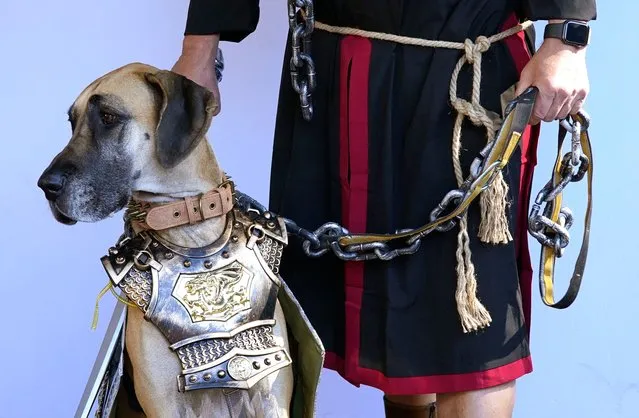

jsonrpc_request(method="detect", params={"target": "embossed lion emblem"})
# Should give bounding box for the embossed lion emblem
[173,261,253,322]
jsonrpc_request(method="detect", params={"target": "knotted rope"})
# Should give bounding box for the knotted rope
[314,19,533,332]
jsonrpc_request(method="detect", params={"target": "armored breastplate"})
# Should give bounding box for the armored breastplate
[100,207,291,392]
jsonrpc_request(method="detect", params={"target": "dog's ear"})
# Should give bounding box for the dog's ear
[144,70,218,168]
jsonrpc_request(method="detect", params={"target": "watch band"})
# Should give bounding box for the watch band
[544,21,591,47]
[543,23,565,40]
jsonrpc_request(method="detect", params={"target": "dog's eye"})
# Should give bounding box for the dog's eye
[100,111,119,126]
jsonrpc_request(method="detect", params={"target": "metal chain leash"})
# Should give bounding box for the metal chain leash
[235,113,521,262]
[234,194,405,261]
[288,0,316,121]
[298,132,513,261]
[238,112,588,264]
[528,115,590,258]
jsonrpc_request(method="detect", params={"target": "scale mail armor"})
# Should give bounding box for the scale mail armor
[101,206,292,392]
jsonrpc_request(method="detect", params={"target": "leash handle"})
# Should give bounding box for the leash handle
[531,111,593,309]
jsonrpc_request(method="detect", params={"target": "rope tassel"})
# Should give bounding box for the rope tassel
[478,173,513,244]
[451,113,493,332]
[447,36,518,331]
[455,216,493,333]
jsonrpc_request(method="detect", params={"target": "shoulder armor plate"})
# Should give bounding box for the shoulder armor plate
[232,206,287,277]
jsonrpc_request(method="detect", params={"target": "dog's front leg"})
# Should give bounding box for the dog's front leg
[124,302,293,418]
[125,308,230,418]
[246,300,294,418]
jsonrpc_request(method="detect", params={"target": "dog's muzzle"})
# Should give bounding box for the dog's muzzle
[38,168,78,224]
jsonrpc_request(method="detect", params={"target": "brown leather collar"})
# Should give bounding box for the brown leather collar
[127,182,234,231]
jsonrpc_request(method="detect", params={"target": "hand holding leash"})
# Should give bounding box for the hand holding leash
[516,30,590,125]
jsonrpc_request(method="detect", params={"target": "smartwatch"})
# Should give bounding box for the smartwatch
[544,20,591,48]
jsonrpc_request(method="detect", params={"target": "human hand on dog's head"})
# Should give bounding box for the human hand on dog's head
[37,63,220,225]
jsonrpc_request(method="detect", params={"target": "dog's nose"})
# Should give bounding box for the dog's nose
[38,170,66,200]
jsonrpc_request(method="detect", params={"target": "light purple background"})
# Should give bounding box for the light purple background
[0,1,637,417]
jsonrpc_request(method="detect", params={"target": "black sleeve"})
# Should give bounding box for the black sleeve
[520,0,597,21]
[184,0,260,42]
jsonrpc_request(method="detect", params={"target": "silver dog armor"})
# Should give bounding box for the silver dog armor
[101,206,292,392]
[78,202,325,418]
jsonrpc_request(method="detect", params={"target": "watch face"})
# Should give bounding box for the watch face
[564,22,590,46]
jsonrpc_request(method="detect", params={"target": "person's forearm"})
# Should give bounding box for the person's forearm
[181,35,220,60]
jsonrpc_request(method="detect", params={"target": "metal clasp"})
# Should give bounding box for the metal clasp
[247,224,266,249]
[133,250,162,271]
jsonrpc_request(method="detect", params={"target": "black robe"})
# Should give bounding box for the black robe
[185,0,596,395]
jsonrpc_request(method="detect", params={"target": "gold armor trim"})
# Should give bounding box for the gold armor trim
[172,260,254,323]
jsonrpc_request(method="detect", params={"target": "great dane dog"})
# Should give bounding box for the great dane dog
[37,63,320,418]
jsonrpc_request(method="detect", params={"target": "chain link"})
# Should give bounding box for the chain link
[286,218,423,261]
[288,0,316,121]
[528,115,589,257]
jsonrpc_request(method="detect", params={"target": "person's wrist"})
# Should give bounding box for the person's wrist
[181,34,220,60]
[540,37,586,55]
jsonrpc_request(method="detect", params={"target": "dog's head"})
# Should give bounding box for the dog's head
[37,63,218,225]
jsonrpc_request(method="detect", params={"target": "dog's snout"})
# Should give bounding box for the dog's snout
[38,170,67,200]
